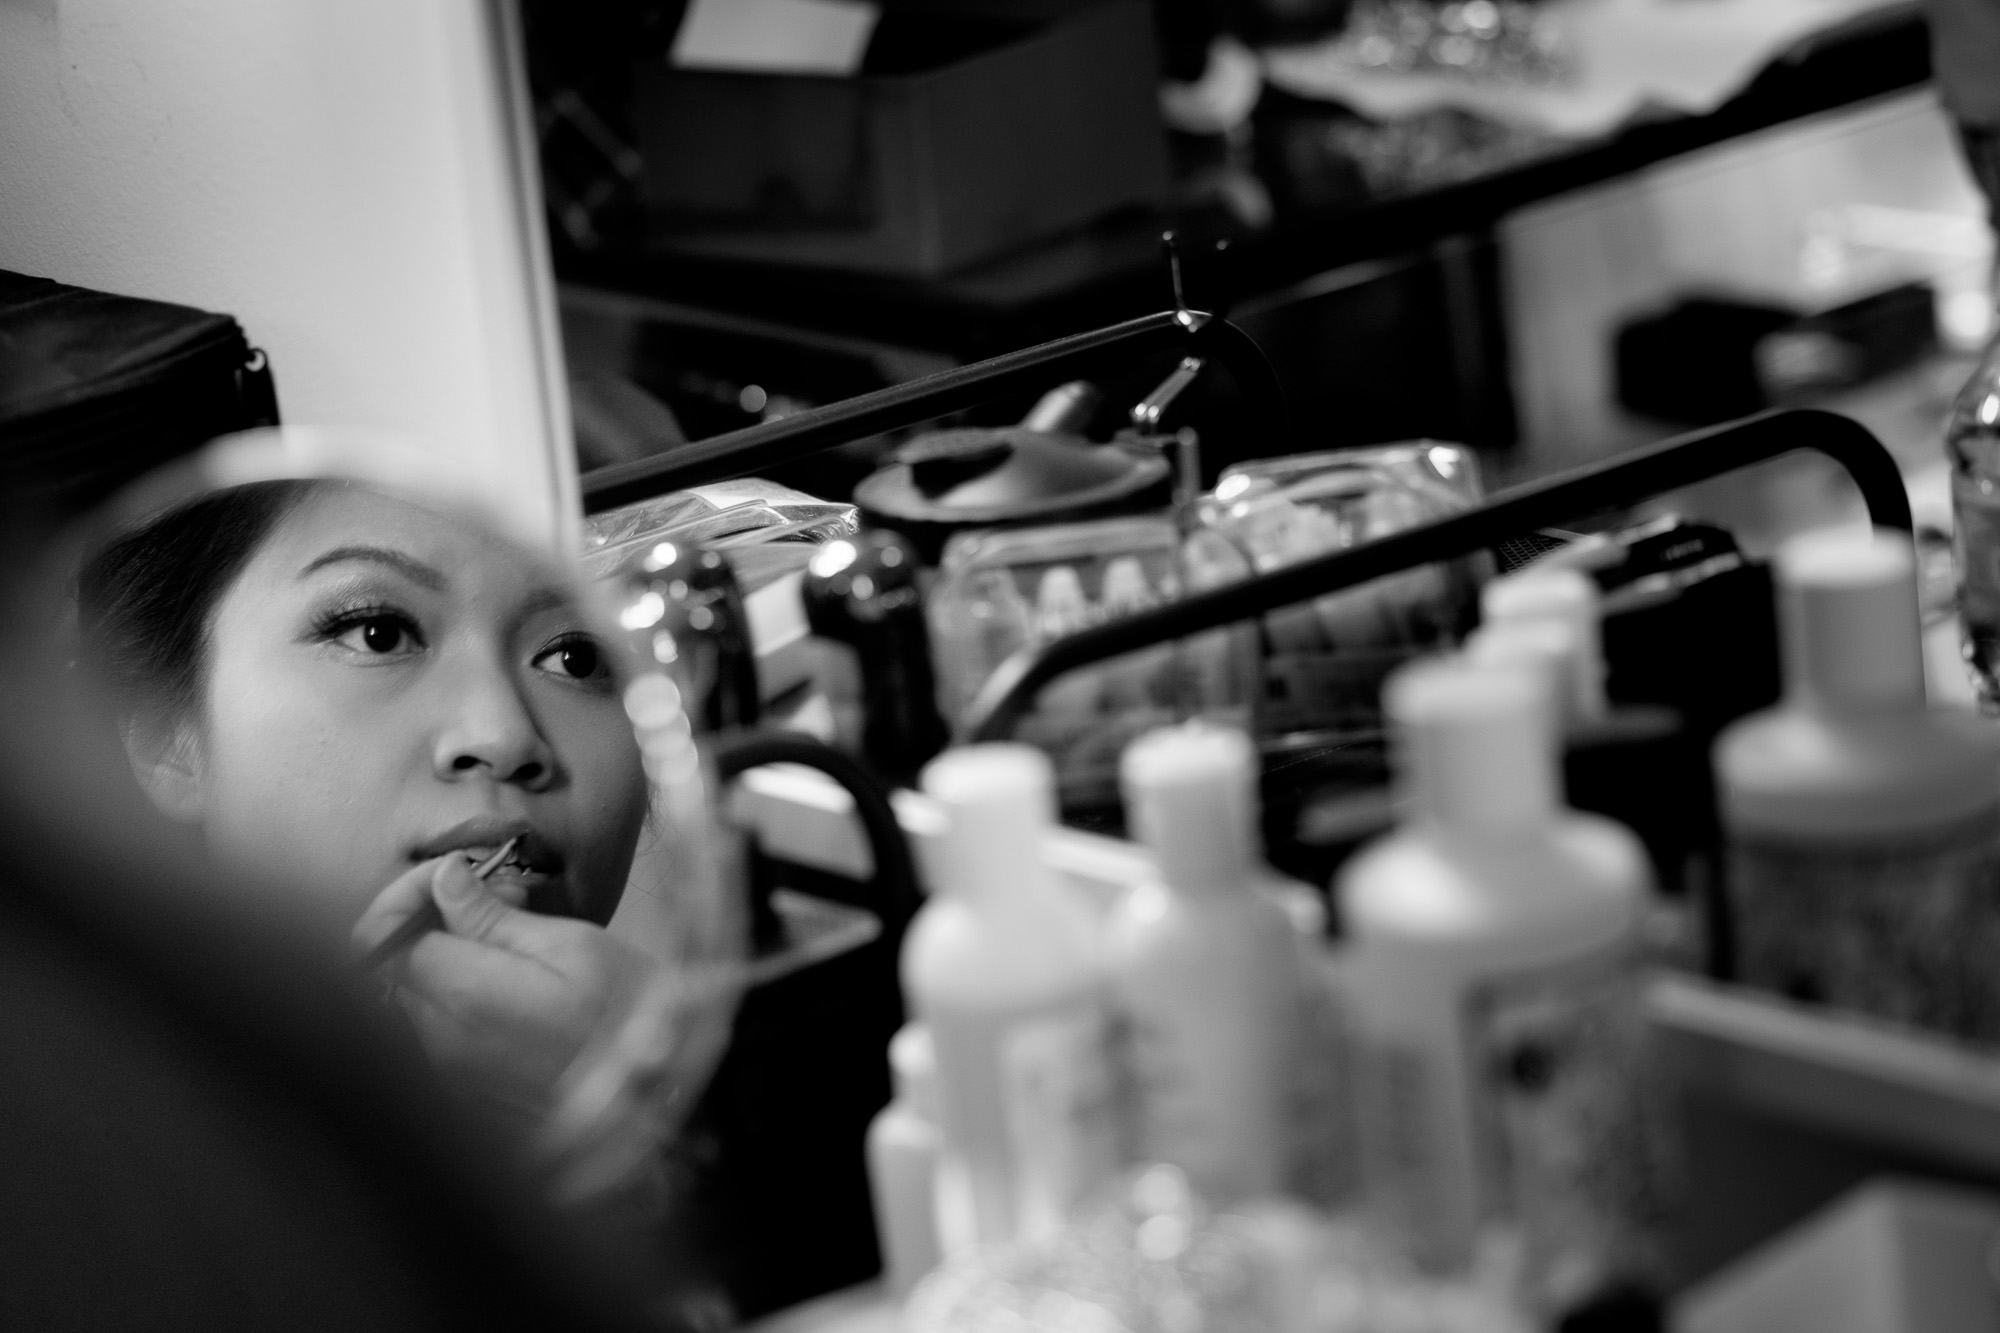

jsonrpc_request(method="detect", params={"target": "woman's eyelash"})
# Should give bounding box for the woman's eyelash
[309,603,424,646]
[534,631,611,683]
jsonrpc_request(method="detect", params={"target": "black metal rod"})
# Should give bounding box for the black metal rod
[965,408,1910,742]
[580,309,1288,512]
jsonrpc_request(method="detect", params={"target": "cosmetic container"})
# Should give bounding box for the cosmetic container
[1106,724,1306,1204]
[901,745,1117,1246]
[1337,656,1661,1315]
[867,1023,944,1298]
[1717,527,2000,1039]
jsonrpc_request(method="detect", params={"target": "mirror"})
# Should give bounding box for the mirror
[31,425,886,1209]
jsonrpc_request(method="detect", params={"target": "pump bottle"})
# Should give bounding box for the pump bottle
[1337,656,1659,1315]
[1717,527,2000,1038]
[901,745,1117,1247]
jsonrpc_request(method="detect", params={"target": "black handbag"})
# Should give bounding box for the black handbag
[0,269,279,520]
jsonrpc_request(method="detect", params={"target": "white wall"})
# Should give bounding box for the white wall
[1503,90,1987,474]
[0,0,575,544]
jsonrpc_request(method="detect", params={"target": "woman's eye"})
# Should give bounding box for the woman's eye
[336,614,419,656]
[535,635,609,683]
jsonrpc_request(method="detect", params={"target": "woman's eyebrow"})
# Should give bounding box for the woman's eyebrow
[298,546,447,590]
[517,586,571,616]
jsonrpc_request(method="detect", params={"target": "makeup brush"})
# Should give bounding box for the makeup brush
[361,836,519,971]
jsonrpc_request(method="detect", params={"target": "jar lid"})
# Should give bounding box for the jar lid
[855,426,1170,528]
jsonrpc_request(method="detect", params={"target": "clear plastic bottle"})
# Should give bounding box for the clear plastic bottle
[1947,331,2000,706]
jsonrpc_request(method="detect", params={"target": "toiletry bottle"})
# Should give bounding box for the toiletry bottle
[1481,566,1605,720]
[1035,565,1096,640]
[1097,555,1168,713]
[1481,571,1714,920]
[1107,724,1305,1204]
[903,745,1117,1246]
[1467,617,1583,727]
[804,529,949,787]
[1717,527,2000,1039]
[866,1023,943,1299]
[1031,566,1107,720]
[1338,656,1661,1316]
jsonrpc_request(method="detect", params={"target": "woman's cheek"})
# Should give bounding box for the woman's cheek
[201,690,411,923]
[566,709,650,921]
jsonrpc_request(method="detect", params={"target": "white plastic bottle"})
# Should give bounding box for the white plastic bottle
[903,744,1117,1246]
[1717,527,2000,1040]
[1337,656,1658,1314]
[1107,724,1306,1204]
[1481,566,1605,721]
[1467,617,1583,730]
[866,1024,943,1299]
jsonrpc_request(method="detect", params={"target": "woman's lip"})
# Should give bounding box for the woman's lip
[410,819,563,872]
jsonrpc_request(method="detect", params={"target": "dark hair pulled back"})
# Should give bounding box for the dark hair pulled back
[77,480,315,727]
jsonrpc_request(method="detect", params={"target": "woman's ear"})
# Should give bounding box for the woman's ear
[123,716,205,824]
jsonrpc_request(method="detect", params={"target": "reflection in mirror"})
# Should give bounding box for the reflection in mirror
[52,432,756,1231]
[78,478,646,926]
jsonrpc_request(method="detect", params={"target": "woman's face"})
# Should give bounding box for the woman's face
[173,486,647,928]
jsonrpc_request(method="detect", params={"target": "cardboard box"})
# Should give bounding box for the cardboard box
[632,0,1169,276]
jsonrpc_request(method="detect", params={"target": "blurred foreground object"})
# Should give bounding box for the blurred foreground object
[905,1165,1527,1333]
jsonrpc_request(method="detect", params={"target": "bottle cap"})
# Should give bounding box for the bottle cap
[920,744,1056,901]
[1480,567,1604,718]
[1386,656,1559,834]
[1775,527,1924,711]
[888,1023,937,1119]
[1120,723,1258,894]
[1467,617,1583,730]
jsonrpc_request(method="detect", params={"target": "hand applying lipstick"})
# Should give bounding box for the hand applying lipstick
[352,840,658,1127]
[358,836,519,970]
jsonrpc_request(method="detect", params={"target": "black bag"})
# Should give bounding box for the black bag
[0,269,279,520]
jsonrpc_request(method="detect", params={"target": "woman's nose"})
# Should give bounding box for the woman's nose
[431,658,557,790]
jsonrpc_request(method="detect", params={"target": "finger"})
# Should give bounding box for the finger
[351,858,451,957]
[395,931,591,1089]
[430,856,576,960]
[399,929,570,1021]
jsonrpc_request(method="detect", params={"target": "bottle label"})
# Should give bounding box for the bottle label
[1465,945,1669,1315]
[1356,1033,1450,1258]
[1356,938,1666,1313]
[1283,954,1361,1207]
[1731,805,2000,1041]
